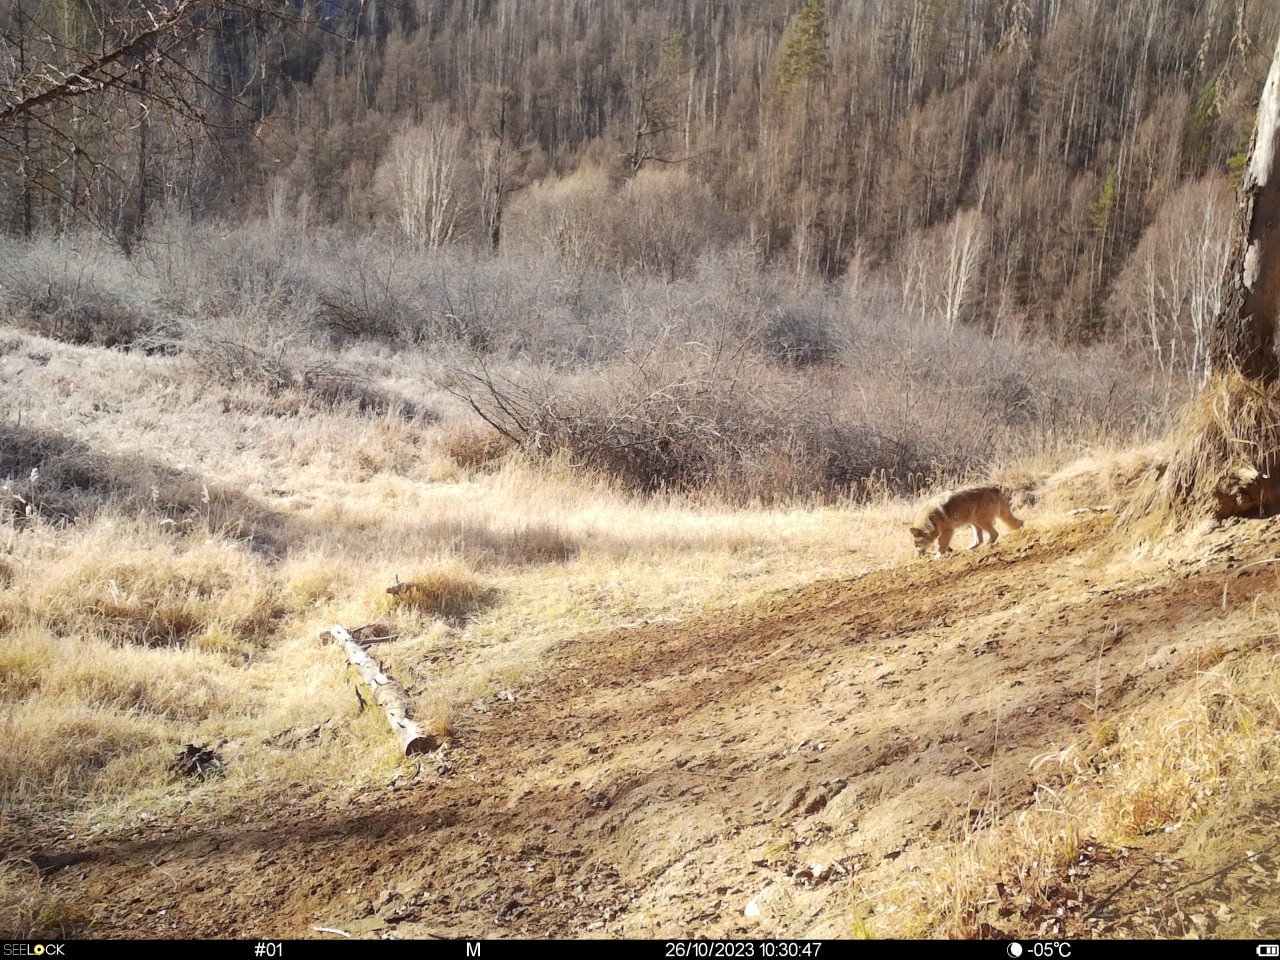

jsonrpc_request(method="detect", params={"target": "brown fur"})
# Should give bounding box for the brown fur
[909,485,1024,556]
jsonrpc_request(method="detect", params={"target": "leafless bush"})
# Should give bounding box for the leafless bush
[0,237,157,347]
[837,293,1178,470]
[194,344,420,419]
[148,222,631,356]
[435,339,969,502]
[304,238,425,343]
[503,169,612,274]
[127,221,832,366]
[133,218,321,344]
[0,223,1177,502]
[301,366,424,418]
[437,348,763,495]
[422,250,1181,502]
[615,169,741,281]
[764,300,842,366]
[181,294,421,419]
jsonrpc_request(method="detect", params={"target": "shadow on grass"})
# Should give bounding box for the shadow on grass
[0,424,286,554]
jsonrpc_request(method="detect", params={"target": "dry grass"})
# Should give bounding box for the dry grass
[3,522,286,653]
[0,282,1224,940]
[878,613,1280,938]
[439,423,512,471]
[1035,444,1169,515]
[0,860,87,939]
[384,563,495,622]
[1124,371,1280,532]
[0,329,912,853]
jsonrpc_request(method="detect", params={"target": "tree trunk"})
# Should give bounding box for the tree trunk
[17,23,33,239]
[1135,27,1280,525]
[1209,29,1280,382]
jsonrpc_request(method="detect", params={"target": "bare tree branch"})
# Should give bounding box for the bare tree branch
[0,0,209,129]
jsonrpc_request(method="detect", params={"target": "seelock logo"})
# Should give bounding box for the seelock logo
[3,946,66,956]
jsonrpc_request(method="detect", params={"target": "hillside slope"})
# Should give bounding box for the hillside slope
[34,510,1280,939]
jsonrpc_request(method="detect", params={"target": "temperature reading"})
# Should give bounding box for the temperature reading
[1007,944,1071,959]
[1032,944,1071,958]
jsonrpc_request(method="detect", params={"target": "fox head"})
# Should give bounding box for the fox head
[908,525,932,555]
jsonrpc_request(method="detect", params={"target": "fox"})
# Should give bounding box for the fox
[908,485,1024,557]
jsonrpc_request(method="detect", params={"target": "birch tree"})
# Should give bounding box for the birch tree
[901,209,990,334]
[385,119,466,250]
[1108,177,1233,380]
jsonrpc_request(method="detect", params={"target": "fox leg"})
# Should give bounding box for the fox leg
[937,528,954,553]
[969,524,985,549]
[985,523,999,546]
[1000,504,1025,529]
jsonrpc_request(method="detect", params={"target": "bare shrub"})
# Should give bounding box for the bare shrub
[685,244,798,345]
[136,218,319,338]
[132,218,625,362]
[148,222,437,349]
[839,276,1177,464]
[189,329,305,394]
[0,237,157,347]
[423,250,1178,503]
[436,343,949,503]
[764,299,842,366]
[201,355,421,419]
[299,366,423,418]
[297,237,617,355]
[616,169,740,281]
[309,238,422,342]
[503,169,608,273]
[434,348,775,495]
[0,224,1173,505]
[174,269,421,419]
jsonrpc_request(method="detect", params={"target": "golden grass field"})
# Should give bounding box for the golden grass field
[2,329,1279,939]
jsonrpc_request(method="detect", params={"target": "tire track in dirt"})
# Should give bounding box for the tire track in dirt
[46,516,1276,938]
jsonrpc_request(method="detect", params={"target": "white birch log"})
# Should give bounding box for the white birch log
[327,624,437,756]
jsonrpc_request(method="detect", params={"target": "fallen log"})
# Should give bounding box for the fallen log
[326,624,438,756]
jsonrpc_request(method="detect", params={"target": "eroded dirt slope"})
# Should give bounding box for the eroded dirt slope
[32,515,1280,938]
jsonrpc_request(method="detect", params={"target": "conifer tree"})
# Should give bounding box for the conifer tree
[778,0,830,94]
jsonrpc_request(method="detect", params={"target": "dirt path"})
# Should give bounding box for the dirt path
[33,515,1280,938]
